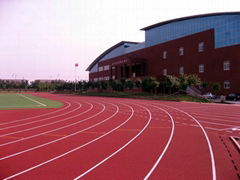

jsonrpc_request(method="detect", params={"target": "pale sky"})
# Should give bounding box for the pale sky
[0,0,239,81]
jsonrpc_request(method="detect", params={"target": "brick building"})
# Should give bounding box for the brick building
[87,12,240,95]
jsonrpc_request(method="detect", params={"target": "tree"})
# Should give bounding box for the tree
[200,81,208,90]
[179,74,188,90]
[100,80,108,90]
[134,79,142,88]
[187,74,201,87]
[212,82,221,94]
[142,77,159,93]
[125,80,134,90]
[165,75,180,93]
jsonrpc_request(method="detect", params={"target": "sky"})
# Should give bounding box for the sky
[0,0,239,82]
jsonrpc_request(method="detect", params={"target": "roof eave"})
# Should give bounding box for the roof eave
[141,12,240,31]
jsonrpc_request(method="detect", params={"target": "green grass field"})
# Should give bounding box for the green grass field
[0,93,63,110]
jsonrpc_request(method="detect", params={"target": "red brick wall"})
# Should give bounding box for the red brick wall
[89,29,240,95]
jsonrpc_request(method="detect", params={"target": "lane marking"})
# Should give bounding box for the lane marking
[116,128,140,132]
[0,136,23,140]
[3,103,132,179]
[0,102,117,160]
[0,103,82,138]
[198,120,237,127]
[80,131,105,135]
[148,126,171,129]
[144,105,175,180]
[0,103,81,131]
[44,134,66,137]
[220,126,240,131]
[0,103,92,147]
[18,94,46,107]
[191,115,240,124]
[232,128,240,131]
[0,102,71,126]
[0,102,100,160]
[73,104,150,180]
[157,103,216,180]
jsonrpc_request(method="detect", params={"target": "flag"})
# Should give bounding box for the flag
[75,63,78,67]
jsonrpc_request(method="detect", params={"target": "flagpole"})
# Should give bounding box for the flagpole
[74,65,76,92]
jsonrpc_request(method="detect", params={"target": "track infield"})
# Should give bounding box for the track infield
[0,93,239,180]
[0,93,63,109]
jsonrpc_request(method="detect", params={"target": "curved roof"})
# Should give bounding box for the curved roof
[141,12,240,31]
[86,41,138,71]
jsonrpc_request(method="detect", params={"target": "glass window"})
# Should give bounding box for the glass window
[104,65,110,71]
[224,81,230,89]
[199,64,204,73]
[163,51,167,59]
[198,42,204,52]
[223,61,230,71]
[179,66,184,75]
[104,76,110,80]
[163,68,167,76]
[179,47,184,56]
[98,66,103,72]
[112,75,115,80]
[112,66,116,70]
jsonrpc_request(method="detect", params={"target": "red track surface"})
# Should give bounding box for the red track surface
[0,93,239,180]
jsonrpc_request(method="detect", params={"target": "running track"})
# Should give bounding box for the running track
[0,93,239,180]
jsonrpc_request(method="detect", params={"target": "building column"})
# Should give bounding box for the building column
[141,63,145,76]
[123,65,126,78]
[129,62,132,78]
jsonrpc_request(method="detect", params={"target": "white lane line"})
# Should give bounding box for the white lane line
[0,103,82,138]
[198,120,238,127]
[0,102,108,160]
[3,103,132,179]
[221,126,240,131]
[158,104,216,180]
[0,103,81,131]
[18,94,46,107]
[0,102,93,147]
[0,102,71,126]
[204,127,224,131]
[144,105,175,180]
[73,103,151,180]
[191,114,240,123]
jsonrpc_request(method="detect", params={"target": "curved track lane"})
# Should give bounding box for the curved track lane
[0,94,239,180]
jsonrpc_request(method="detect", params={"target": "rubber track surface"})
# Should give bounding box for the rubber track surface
[0,93,239,180]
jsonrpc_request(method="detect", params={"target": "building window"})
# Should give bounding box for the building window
[179,66,184,75]
[93,78,98,82]
[163,69,167,76]
[99,77,103,81]
[112,75,115,80]
[224,81,230,89]
[223,61,230,71]
[112,66,116,70]
[163,51,167,59]
[179,47,184,56]
[104,65,110,71]
[199,64,204,73]
[98,66,103,72]
[104,76,110,80]
[198,42,204,52]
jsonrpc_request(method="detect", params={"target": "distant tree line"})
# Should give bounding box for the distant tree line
[0,79,28,90]
[0,74,221,94]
